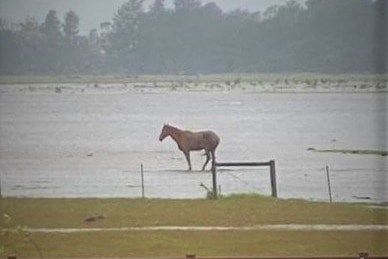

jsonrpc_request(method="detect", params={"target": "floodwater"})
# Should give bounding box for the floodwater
[0,84,387,202]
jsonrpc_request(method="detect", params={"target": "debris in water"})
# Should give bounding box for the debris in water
[352,196,371,200]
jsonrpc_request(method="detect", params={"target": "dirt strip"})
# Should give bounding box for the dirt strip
[22,224,388,233]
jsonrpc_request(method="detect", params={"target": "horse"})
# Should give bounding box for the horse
[159,124,220,171]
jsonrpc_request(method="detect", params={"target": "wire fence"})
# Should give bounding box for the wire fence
[0,162,385,203]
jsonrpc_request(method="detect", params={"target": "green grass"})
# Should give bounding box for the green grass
[3,230,388,257]
[1,196,387,257]
[1,196,387,229]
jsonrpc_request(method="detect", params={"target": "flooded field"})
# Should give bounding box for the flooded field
[0,83,387,202]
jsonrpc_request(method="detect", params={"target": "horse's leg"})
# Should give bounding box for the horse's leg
[201,151,210,171]
[183,150,192,171]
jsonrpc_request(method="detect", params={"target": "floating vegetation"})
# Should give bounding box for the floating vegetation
[308,148,387,156]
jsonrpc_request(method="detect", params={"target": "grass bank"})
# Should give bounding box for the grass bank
[1,195,387,229]
[4,230,388,257]
[1,195,387,257]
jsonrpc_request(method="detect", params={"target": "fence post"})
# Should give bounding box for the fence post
[211,160,218,199]
[269,160,277,198]
[326,165,333,203]
[141,164,145,198]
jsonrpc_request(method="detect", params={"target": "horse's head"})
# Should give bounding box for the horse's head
[159,124,170,141]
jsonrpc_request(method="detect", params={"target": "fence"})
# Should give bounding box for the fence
[211,160,277,199]
[1,161,380,201]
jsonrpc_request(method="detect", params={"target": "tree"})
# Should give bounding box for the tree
[39,10,65,73]
[149,0,165,17]
[17,18,46,73]
[42,10,62,46]
[303,0,377,73]
[106,0,144,72]
[0,0,386,75]
[63,10,80,43]
[0,21,21,74]
[201,2,222,17]
[174,0,202,12]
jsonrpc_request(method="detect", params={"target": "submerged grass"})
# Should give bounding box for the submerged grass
[1,196,387,257]
[313,149,388,156]
[1,73,387,84]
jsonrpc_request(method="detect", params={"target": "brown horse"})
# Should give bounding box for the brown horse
[159,124,220,171]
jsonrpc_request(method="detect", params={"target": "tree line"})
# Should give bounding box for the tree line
[0,0,386,75]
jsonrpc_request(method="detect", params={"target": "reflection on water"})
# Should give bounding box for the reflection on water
[0,85,387,202]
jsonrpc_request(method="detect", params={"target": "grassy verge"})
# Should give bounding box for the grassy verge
[3,230,388,257]
[1,195,387,257]
[1,195,387,228]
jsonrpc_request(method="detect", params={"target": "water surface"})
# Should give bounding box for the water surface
[0,84,386,202]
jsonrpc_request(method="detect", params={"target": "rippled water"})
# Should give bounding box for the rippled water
[0,84,387,202]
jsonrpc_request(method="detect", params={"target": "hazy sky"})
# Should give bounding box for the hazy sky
[0,0,296,34]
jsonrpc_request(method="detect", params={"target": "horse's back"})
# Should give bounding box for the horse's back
[182,129,220,151]
[201,130,220,149]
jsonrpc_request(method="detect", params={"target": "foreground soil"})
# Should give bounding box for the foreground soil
[1,195,387,257]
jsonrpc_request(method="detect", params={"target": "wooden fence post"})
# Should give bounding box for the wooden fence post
[326,165,333,203]
[269,160,277,198]
[211,159,218,199]
[140,163,145,198]
[213,160,277,199]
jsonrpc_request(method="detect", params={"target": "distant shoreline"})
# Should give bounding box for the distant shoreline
[0,73,387,94]
[1,73,387,84]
